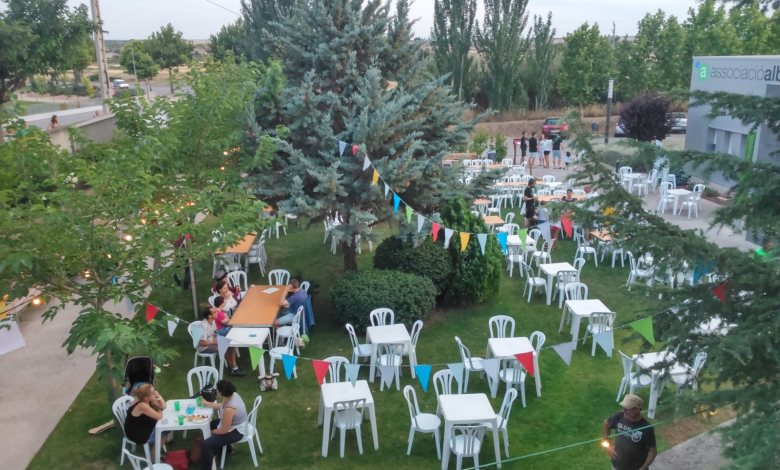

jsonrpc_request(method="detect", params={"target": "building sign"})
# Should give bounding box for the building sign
[695,60,780,83]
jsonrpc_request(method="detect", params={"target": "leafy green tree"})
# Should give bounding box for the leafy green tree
[0,19,35,103]
[724,0,780,12]
[523,12,556,110]
[145,23,194,94]
[119,41,159,89]
[432,0,477,100]
[685,0,740,59]
[249,0,477,271]
[241,0,298,61]
[473,0,530,110]
[209,18,249,62]
[614,11,666,100]
[654,15,689,93]
[728,0,776,54]
[557,23,614,106]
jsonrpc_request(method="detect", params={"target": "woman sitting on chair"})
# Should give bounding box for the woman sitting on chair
[200,380,247,470]
[124,384,168,447]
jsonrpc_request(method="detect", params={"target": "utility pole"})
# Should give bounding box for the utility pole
[89,0,110,111]
[605,78,614,144]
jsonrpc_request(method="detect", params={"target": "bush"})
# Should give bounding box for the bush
[468,128,492,155]
[494,132,507,160]
[439,198,503,306]
[373,236,452,294]
[330,269,436,332]
[619,92,674,142]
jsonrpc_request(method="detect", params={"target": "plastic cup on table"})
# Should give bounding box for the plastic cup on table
[174,401,180,412]
[196,396,202,408]
[177,415,184,425]
[186,405,196,415]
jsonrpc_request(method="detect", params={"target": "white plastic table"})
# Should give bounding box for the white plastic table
[317,380,378,457]
[668,188,692,214]
[154,398,213,463]
[220,327,271,379]
[633,351,688,419]
[623,173,645,194]
[539,262,576,305]
[366,323,414,383]
[487,336,541,398]
[439,393,502,470]
[560,299,611,348]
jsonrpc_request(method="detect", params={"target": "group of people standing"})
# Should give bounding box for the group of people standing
[517,131,568,173]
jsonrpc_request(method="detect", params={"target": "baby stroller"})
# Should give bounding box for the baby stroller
[123,356,155,395]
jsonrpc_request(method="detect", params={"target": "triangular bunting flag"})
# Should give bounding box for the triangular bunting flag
[481,358,500,385]
[561,214,573,238]
[712,281,731,302]
[312,359,330,385]
[518,228,528,244]
[496,232,508,253]
[630,317,656,345]
[552,342,574,366]
[538,221,552,244]
[414,365,432,392]
[345,363,360,386]
[393,194,400,213]
[379,365,396,389]
[363,155,371,171]
[431,223,440,241]
[384,183,390,198]
[123,296,135,315]
[459,232,470,252]
[249,347,264,371]
[281,354,298,380]
[352,144,359,156]
[371,169,379,185]
[167,318,178,337]
[477,233,488,255]
[405,205,413,224]
[448,363,465,390]
[443,228,454,248]
[145,303,159,322]
[514,352,535,376]
[594,332,614,357]
[190,324,203,349]
[217,334,230,360]
[417,214,425,233]
[338,140,347,156]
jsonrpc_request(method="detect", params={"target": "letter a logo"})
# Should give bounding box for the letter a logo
[698,64,708,81]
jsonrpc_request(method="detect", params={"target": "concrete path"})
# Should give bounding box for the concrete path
[654,419,734,469]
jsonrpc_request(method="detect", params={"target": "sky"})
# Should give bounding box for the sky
[68,0,702,40]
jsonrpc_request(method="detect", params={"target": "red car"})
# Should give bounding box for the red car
[541,117,568,137]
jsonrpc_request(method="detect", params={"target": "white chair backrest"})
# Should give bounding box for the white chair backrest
[324,356,350,383]
[369,308,395,327]
[482,159,493,166]
[187,366,218,397]
[521,259,536,278]
[693,183,706,193]
[242,395,262,435]
[227,270,248,293]
[502,223,520,235]
[564,282,588,302]
[589,312,615,334]
[123,449,153,470]
[489,315,516,339]
[692,352,708,374]
[502,158,513,167]
[300,281,311,292]
[268,269,290,286]
[537,188,551,196]
[573,188,586,196]
[556,270,578,286]
[112,395,135,430]
[433,369,460,396]
[208,294,219,308]
[528,228,541,242]
[454,336,479,369]
[619,166,632,176]
[451,425,486,455]
[542,175,556,183]
[504,213,515,224]
[498,388,518,425]
[334,399,365,428]
[410,320,423,348]
[529,330,546,352]
[572,257,586,277]
[666,174,677,188]
[345,323,360,350]
[403,385,425,428]
[187,321,204,345]
[626,251,637,270]
[619,350,635,379]
[553,189,566,196]
[500,357,525,383]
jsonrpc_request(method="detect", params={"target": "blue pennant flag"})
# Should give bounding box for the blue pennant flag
[344,363,360,386]
[414,365,432,392]
[281,354,298,380]
[338,140,347,156]
[448,363,465,390]
[393,194,400,213]
[190,324,203,349]
[477,233,488,255]
[496,232,508,253]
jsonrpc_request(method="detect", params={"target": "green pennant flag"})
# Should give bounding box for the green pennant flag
[518,228,528,244]
[405,205,413,224]
[630,317,656,345]
[249,346,265,371]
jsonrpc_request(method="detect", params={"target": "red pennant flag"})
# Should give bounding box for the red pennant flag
[561,214,573,238]
[145,303,159,322]
[312,359,330,385]
[352,144,359,156]
[431,223,440,242]
[514,352,535,376]
[711,280,732,302]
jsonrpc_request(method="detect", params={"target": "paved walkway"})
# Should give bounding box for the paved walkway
[654,419,734,469]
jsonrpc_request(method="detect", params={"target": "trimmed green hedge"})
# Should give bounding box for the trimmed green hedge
[330,269,436,332]
[373,236,451,294]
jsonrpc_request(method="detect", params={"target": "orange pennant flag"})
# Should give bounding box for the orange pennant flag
[312,359,330,385]
[431,223,440,241]
[561,214,573,238]
[371,169,379,185]
[459,232,470,252]
[145,303,159,322]
[514,352,535,376]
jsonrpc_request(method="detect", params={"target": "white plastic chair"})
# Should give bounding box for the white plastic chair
[531,240,553,267]
[497,358,527,408]
[220,395,264,468]
[122,449,171,470]
[584,312,615,357]
[574,231,598,266]
[554,270,579,308]
[679,190,703,218]
[345,323,371,364]
[526,228,541,252]
[450,425,486,470]
[401,320,423,371]
[656,181,674,213]
[616,351,652,402]
[572,257,586,279]
[227,270,248,300]
[432,369,461,415]
[113,396,152,465]
[505,244,524,277]
[187,321,216,368]
[671,352,708,391]
[521,260,548,303]
[247,241,267,276]
[268,269,290,286]
[488,315,516,339]
[208,294,220,308]
[300,281,310,292]
[275,306,304,355]
[403,385,442,459]
[330,398,366,458]
[324,356,350,384]
[369,307,395,326]
[626,252,654,290]
[542,174,556,183]
[454,336,485,393]
[186,366,218,397]
[496,388,519,457]
[269,323,298,378]
[375,343,403,391]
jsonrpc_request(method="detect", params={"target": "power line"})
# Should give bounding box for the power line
[204,0,241,16]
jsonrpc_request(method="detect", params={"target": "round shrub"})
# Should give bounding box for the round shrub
[373,236,452,294]
[331,269,436,332]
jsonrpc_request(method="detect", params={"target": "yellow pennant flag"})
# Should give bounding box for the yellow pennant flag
[371,169,379,185]
[459,232,470,252]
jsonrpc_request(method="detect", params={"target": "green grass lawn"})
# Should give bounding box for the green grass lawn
[31,215,682,469]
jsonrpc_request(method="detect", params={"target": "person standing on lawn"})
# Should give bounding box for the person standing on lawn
[519,131,528,164]
[552,134,564,169]
[603,394,657,470]
[528,132,539,174]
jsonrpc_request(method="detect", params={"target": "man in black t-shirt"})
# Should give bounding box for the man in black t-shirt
[528,132,539,175]
[603,394,657,470]
[523,177,537,227]
[519,131,528,163]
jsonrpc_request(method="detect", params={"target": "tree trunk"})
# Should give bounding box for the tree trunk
[168,68,174,94]
[103,348,122,405]
[342,238,358,272]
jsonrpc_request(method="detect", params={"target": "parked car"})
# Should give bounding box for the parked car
[541,117,568,137]
[112,79,129,90]
[614,120,627,137]
[668,112,687,133]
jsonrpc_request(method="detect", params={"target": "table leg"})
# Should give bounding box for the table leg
[647,373,660,419]
[321,405,332,457]
[408,341,416,379]
[258,349,267,379]
[368,343,378,383]
[533,352,541,397]
[369,403,379,450]
[545,273,554,305]
[441,423,452,470]
[570,315,582,349]
[558,304,568,333]
[492,420,502,468]
[154,428,162,463]
[219,352,225,379]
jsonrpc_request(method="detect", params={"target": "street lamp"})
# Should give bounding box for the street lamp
[605,78,614,144]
